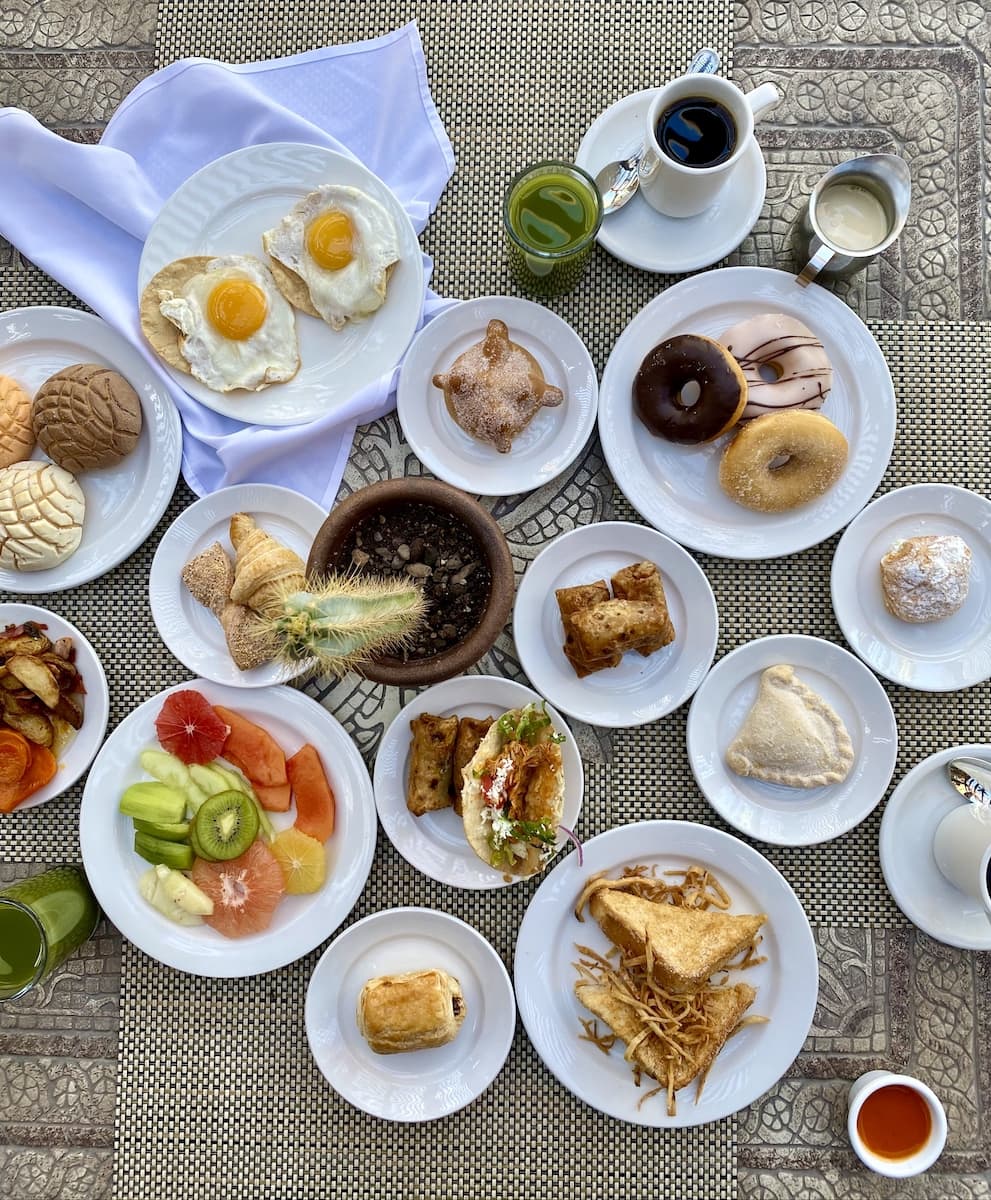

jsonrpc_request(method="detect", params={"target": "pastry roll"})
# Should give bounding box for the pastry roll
[611,561,675,655]
[555,581,621,677]
[357,969,467,1054]
[406,714,459,816]
[450,716,494,815]
[570,599,673,661]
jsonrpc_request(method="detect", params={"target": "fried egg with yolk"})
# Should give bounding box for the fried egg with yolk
[157,255,299,392]
[262,185,401,330]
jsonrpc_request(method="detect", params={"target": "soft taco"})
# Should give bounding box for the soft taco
[461,702,566,877]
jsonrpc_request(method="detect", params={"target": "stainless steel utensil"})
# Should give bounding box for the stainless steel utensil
[947,757,991,806]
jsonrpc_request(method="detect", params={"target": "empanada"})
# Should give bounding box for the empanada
[610,561,675,656]
[357,969,466,1054]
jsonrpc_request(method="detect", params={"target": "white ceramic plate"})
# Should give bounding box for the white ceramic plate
[374,675,583,888]
[0,307,182,592]
[879,744,991,951]
[597,268,896,559]
[575,89,766,273]
[831,484,991,692]
[139,142,425,426]
[396,296,598,496]
[305,907,516,1121]
[78,679,376,976]
[686,635,898,846]
[514,820,818,1126]
[512,522,718,727]
[0,604,109,812]
[149,484,328,687]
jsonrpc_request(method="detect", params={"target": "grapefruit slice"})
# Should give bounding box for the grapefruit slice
[270,827,326,895]
[155,690,229,765]
[191,840,285,937]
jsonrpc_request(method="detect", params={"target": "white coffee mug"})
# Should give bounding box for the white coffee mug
[847,1071,947,1178]
[932,801,991,922]
[638,74,781,218]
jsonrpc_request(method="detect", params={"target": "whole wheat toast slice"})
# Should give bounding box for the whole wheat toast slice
[588,890,766,992]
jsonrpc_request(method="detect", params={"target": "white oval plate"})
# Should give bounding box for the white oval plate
[79,679,376,976]
[396,297,598,496]
[597,268,896,559]
[0,604,109,811]
[373,675,583,888]
[514,820,818,1126]
[686,635,898,846]
[139,142,425,427]
[512,522,718,727]
[879,744,991,951]
[305,907,516,1121]
[149,484,328,687]
[831,484,991,692]
[575,89,766,274]
[0,307,182,592]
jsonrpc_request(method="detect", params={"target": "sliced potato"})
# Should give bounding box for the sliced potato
[6,655,61,709]
[52,693,83,730]
[1,709,54,746]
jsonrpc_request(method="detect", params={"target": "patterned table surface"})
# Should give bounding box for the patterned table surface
[1,2,990,1199]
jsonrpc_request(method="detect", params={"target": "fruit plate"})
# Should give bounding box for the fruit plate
[373,675,583,888]
[78,679,376,976]
[514,820,819,1127]
[0,604,109,812]
[305,907,516,1121]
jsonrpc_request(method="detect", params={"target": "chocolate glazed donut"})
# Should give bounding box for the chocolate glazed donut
[633,334,748,445]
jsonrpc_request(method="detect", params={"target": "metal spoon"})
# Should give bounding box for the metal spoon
[595,48,721,215]
[947,757,991,805]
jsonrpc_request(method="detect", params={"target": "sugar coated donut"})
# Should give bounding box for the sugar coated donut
[719,313,832,421]
[719,410,848,513]
[633,333,747,445]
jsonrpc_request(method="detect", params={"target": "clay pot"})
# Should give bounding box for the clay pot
[307,478,515,686]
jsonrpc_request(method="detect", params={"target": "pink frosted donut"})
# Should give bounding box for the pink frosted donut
[719,313,832,421]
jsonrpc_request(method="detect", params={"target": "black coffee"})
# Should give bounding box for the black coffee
[656,97,737,169]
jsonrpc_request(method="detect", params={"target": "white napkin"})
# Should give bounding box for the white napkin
[0,23,455,506]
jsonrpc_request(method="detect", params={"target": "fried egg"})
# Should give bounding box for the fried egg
[157,255,299,393]
[262,185,401,330]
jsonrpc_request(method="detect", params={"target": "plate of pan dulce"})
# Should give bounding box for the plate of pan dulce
[512,522,718,728]
[597,267,896,559]
[373,675,583,888]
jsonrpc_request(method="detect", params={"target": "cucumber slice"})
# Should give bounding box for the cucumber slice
[120,782,187,825]
[133,818,191,843]
[139,749,190,790]
[188,764,230,798]
[133,830,194,871]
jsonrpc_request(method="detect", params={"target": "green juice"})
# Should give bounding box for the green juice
[504,162,602,297]
[0,867,99,1000]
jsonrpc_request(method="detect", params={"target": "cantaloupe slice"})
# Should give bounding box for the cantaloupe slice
[287,743,336,842]
[213,705,287,788]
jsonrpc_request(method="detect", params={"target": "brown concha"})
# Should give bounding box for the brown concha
[32,363,142,472]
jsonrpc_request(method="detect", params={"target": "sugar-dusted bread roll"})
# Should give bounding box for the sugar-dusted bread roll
[357,969,466,1054]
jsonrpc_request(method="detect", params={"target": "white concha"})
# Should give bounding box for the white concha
[0,460,85,572]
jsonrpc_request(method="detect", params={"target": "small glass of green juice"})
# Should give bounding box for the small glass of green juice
[503,161,603,298]
[0,866,99,1001]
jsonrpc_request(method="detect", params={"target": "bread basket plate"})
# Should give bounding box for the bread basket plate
[0,307,182,593]
[396,296,598,496]
[138,142,424,427]
[831,484,991,692]
[79,679,376,977]
[305,907,515,1121]
[149,484,328,688]
[686,635,898,846]
[597,268,896,559]
[514,819,819,1127]
[373,675,583,888]
[0,604,109,812]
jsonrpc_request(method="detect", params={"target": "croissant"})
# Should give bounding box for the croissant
[229,512,306,616]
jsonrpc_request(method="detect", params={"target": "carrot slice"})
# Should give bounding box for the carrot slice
[213,705,287,787]
[287,744,336,842]
[0,729,31,785]
[0,743,57,812]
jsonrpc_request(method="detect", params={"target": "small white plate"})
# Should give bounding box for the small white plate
[597,267,896,559]
[0,604,109,812]
[686,635,898,846]
[139,142,425,427]
[512,522,718,728]
[305,907,516,1121]
[831,484,991,692]
[396,297,598,496]
[0,307,182,593]
[79,679,377,977]
[879,744,991,951]
[514,820,819,1126]
[373,675,583,889]
[149,484,328,687]
[575,89,766,274]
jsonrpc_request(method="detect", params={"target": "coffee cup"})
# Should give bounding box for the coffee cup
[932,800,991,922]
[638,74,781,218]
[847,1070,947,1178]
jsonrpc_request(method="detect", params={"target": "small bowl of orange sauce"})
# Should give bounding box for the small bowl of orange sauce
[847,1070,947,1178]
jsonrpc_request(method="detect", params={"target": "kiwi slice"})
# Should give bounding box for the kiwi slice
[192,790,259,861]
